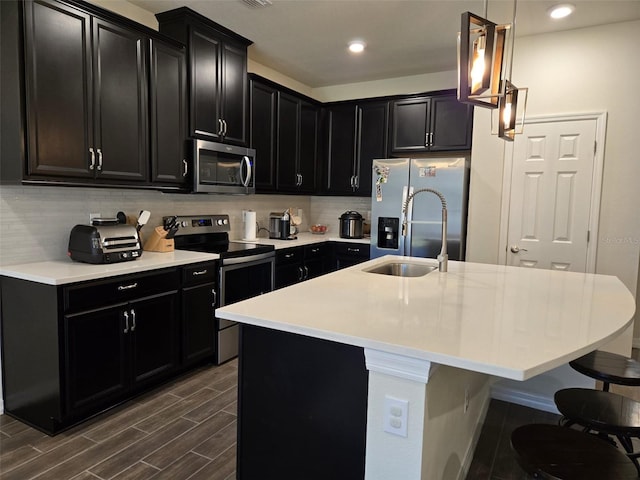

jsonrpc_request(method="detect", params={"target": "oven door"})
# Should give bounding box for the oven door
[194,139,256,194]
[217,252,275,363]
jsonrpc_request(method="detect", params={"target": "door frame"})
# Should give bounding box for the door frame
[497,112,607,273]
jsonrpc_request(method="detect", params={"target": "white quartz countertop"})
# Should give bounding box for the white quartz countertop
[217,256,636,381]
[0,233,369,285]
[0,250,218,285]
[240,232,370,248]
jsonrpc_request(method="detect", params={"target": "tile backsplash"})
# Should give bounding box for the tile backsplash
[0,186,371,266]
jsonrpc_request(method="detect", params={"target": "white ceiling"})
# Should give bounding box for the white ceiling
[129,0,640,87]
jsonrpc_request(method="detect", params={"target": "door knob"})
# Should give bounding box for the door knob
[510,245,528,253]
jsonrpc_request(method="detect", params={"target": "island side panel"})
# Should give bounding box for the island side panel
[237,324,369,480]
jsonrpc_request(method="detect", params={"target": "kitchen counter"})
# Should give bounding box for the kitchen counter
[219,255,635,480]
[0,250,217,285]
[219,255,634,380]
[237,231,370,248]
[0,233,369,286]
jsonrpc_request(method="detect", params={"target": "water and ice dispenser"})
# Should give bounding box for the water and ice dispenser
[377,217,399,250]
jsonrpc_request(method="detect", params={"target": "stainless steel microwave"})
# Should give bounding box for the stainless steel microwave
[193,139,256,194]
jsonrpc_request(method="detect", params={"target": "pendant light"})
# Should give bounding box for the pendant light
[457,0,528,140]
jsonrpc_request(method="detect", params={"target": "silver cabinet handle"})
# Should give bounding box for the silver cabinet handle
[311,248,319,253]
[182,159,188,177]
[212,289,217,308]
[117,282,138,291]
[241,156,252,187]
[429,132,433,146]
[123,310,129,334]
[354,175,359,188]
[303,265,309,280]
[89,148,95,170]
[347,247,360,253]
[218,119,223,136]
[192,269,208,276]
[130,309,136,332]
[298,266,304,282]
[510,245,528,253]
[223,119,228,136]
[425,133,429,147]
[285,253,294,259]
[96,148,103,171]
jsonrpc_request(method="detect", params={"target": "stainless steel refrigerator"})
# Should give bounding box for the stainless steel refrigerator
[370,157,470,260]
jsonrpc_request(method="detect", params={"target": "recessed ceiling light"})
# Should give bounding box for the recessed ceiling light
[348,41,366,54]
[548,4,575,19]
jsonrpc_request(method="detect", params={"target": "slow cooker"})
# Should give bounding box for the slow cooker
[339,211,364,239]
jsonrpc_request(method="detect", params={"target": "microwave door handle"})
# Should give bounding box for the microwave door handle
[241,156,252,187]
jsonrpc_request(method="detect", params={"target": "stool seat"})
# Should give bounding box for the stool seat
[570,351,640,391]
[555,388,640,436]
[511,424,638,479]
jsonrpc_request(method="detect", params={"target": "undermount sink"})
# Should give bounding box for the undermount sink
[363,262,438,277]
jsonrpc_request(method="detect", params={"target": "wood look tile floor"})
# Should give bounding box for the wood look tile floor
[0,360,239,480]
[4,356,640,480]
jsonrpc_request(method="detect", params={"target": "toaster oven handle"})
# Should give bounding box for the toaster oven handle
[241,156,252,187]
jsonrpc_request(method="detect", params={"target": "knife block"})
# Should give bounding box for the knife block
[143,226,174,253]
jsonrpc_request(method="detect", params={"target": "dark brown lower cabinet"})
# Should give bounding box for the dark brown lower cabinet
[237,324,368,480]
[1,268,183,435]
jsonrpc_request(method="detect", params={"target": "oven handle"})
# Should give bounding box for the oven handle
[221,251,274,266]
[241,156,252,187]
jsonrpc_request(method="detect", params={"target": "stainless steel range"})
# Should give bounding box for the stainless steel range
[169,214,275,364]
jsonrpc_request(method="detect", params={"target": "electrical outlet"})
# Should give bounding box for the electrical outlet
[464,388,470,413]
[89,213,101,224]
[383,395,408,437]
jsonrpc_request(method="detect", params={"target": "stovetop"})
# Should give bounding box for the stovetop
[167,214,275,259]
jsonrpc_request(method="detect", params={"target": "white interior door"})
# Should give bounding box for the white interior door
[504,117,600,272]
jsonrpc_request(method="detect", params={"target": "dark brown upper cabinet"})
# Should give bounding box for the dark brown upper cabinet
[324,100,389,196]
[249,75,319,194]
[23,0,148,183]
[157,8,252,147]
[149,39,189,187]
[391,92,473,153]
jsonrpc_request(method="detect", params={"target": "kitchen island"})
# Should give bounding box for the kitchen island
[217,256,635,480]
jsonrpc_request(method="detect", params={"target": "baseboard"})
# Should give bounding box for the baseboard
[457,390,492,480]
[490,382,560,414]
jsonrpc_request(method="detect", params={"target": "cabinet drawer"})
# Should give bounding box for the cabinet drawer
[276,247,303,265]
[182,262,217,287]
[333,243,370,258]
[304,243,329,260]
[65,268,180,312]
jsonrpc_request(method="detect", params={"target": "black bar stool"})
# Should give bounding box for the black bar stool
[570,350,640,391]
[555,388,640,457]
[511,423,639,479]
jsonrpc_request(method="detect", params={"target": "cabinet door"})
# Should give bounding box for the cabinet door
[220,42,248,145]
[275,263,303,289]
[430,95,473,151]
[150,39,188,186]
[65,305,128,412]
[23,0,93,179]
[182,283,216,366]
[276,92,300,192]
[92,18,148,181]
[250,80,277,192]
[391,97,430,153]
[356,101,388,196]
[130,292,179,386]
[298,101,318,194]
[326,105,357,194]
[190,29,221,140]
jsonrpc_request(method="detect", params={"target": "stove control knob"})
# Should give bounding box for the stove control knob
[216,219,224,226]
[181,221,188,228]
[223,218,228,225]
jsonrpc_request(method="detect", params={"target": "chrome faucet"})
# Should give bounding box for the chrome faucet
[402,188,448,272]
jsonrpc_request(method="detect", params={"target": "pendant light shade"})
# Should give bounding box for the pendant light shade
[457,12,507,109]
